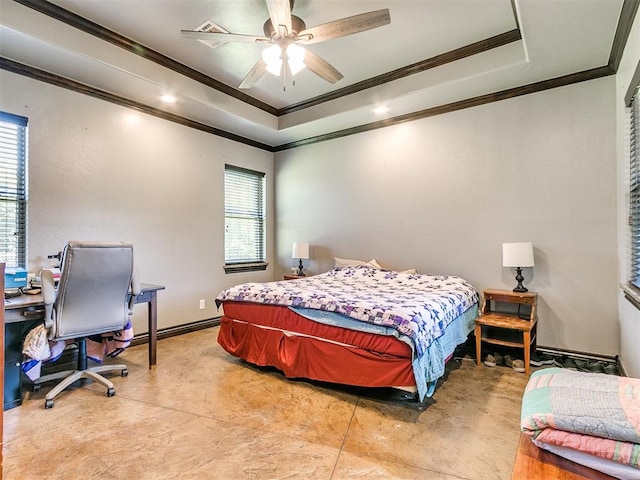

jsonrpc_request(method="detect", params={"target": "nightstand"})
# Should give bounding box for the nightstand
[475,289,538,375]
[283,274,306,280]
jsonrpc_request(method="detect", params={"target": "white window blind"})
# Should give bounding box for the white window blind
[631,86,640,288]
[0,111,27,268]
[224,165,266,272]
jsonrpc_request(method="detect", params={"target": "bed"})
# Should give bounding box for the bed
[215,265,479,401]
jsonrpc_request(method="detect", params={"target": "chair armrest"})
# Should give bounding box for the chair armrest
[128,266,141,314]
[40,268,56,329]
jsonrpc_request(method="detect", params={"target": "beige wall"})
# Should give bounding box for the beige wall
[616,13,640,378]
[275,78,618,356]
[0,59,625,362]
[0,70,275,335]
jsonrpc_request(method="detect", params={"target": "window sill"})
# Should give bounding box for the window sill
[621,283,640,311]
[224,262,268,274]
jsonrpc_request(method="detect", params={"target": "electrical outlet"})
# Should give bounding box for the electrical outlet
[199,299,205,310]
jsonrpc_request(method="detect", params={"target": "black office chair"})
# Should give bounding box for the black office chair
[34,241,140,408]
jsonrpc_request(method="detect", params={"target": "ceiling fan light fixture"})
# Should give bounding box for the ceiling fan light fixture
[262,44,283,76]
[288,59,305,75]
[266,59,283,76]
[183,2,390,89]
[286,43,306,75]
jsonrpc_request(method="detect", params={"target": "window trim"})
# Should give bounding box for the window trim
[625,59,640,309]
[223,262,268,274]
[223,164,268,274]
[0,111,28,269]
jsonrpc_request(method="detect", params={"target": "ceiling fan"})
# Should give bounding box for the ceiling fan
[180,0,390,89]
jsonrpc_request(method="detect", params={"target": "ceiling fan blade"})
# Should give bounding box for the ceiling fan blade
[239,59,268,89]
[297,9,390,45]
[265,0,292,37]
[181,30,269,44]
[304,49,343,84]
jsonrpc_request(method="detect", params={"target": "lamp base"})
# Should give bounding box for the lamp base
[297,258,305,276]
[513,267,528,293]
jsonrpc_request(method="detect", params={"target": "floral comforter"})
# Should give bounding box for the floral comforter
[215,266,479,359]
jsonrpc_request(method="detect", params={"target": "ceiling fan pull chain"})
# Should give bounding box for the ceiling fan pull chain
[283,62,287,91]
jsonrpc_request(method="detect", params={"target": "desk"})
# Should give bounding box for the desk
[3,283,164,410]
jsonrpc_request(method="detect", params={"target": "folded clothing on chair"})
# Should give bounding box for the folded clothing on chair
[21,324,68,381]
[21,319,134,380]
[521,367,640,479]
[86,319,134,363]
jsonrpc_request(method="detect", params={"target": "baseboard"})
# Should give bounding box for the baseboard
[617,358,629,377]
[130,316,221,347]
[537,345,619,364]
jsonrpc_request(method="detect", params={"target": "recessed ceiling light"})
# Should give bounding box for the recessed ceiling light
[373,106,389,115]
[161,95,176,103]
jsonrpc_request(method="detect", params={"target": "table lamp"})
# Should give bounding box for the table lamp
[502,242,535,292]
[292,242,309,276]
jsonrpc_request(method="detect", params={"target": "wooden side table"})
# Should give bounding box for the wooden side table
[475,289,538,375]
[283,274,306,280]
[511,434,616,479]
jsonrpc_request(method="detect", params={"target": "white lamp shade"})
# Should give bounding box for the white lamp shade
[286,44,306,75]
[292,242,309,259]
[502,242,535,267]
[262,44,282,76]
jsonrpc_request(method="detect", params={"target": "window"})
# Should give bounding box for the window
[224,165,267,273]
[631,85,640,288]
[0,111,27,268]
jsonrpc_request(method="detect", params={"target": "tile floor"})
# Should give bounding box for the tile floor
[4,327,530,480]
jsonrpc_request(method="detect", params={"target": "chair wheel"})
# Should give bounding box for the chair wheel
[45,399,54,409]
[121,368,128,377]
[32,383,42,392]
[107,387,116,397]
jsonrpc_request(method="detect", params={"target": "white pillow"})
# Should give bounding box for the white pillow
[334,257,382,269]
[334,257,365,268]
[398,269,417,274]
[368,259,383,269]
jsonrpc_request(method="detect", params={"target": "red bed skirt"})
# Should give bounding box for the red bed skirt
[217,301,416,389]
